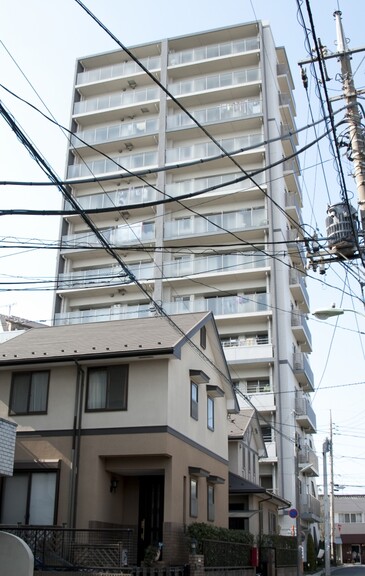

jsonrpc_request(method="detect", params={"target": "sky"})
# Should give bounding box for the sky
[1,0,365,496]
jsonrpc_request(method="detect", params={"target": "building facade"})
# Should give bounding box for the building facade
[53,21,318,546]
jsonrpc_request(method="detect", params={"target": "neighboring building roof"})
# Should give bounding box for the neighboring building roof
[0,312,211,365]
[0,314,48,332]
[229,472,291,508]
[228,409,267,458]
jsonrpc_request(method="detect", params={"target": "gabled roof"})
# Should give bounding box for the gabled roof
[0,312,211,365]
[228,409,267,457]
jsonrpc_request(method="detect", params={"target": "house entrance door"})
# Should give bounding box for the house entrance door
[137,475,164,565]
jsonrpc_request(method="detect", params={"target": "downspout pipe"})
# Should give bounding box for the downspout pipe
[68,361,85,528]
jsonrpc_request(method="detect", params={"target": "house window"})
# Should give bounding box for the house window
[207,396,214,430]
[200,325,207,349]
[86,365,128,411]
[9,371,49,415]
[0,471,57,525]
[207,484,215,521]
[191,381,199,420]
[246,379,270,394]
[190,478,198,517]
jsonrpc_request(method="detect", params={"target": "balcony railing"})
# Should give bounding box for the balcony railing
[166,133,263,164]
[61,222,155,250]
[295,395,316,433]
[291,309,312,350]
[67,150,158,179]
[168,37,259,67]
[58,262,155,289]
[289,268,310,309]
[73,86,159,115]
[54,303,151,325]
[65,185,158,212]
[168,67,260,97]
[71,118,159,148]
[300,494,321,522]
[223,342,273,363]
[298,445,319,476]
[165,171,266,199]
[293,351,314,391]
[164,293,270,317]
[76,55,161,85]
[164,252,268,278]
[164,208,267,240]
[166,98,262,130]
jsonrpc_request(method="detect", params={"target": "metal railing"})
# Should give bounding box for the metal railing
[0,526,134,571]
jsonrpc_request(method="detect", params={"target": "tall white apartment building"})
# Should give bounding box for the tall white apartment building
[54,21,319,542]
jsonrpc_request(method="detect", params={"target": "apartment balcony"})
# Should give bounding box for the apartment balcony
[54,303,151,326]
[298,446,319,477]
[165,171,266,201]
[67,150,158,180]
[285,191,302,226]
[163,252,269,281]
[261,441,277,461]
[279,92,296,133]
[72,87,160,125]
[286,228,306,270]
[283,159,301,196]
[281,123,298,157]
[165,133,264,166]
[163,293,270,318]
[166,98,262,134]
[64,185,158,215]
[291,309,312,352]
[223,341,273,364]
[289,268,310,313]
[61,222,155,254]
[70,118,159,151]
[295,395,316,433]
[164,207,267,242]
[168,67,261,103]
[293,352,314,392]
[57,262,155,291]
[76,55,161,88]
[168,37,259,69]
[300,493,321,523]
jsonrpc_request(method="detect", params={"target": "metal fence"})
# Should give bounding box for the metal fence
[0,526,134,571]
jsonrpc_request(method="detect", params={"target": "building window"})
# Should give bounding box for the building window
[338,513,362,523]
[191,381,199,420]
[246,379,270,394]
[86,365,128,411]
[9,371,49,415]
[200,325,207,349]
[190,478,198,517]
[0,471,57,525]
[207,396,214,430]
[207,484,215,521]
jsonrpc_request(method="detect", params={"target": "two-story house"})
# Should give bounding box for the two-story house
[0,311,239,565]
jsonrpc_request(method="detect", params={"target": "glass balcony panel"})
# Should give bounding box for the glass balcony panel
[168,38,259,67]
[169,68,260,97]
[76,56,161,85]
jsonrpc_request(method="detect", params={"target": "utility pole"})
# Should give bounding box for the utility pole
[329,412,335,565]
[334,11,365,237]
[323,439,331,576]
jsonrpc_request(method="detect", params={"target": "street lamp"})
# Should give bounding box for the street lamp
[312,307,365,320]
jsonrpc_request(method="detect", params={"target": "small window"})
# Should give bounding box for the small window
[207,396,214,430]
[246,379,270,394]
[200,325,206,349]
[191,381,198,420]
[9,371,49,415]
[261,425,272,442]
[86,365,128,411]
[207,484,215,521]
[190,478,198,517]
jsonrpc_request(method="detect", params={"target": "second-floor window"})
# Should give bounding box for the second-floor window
[191,381,199,420]
[246,379,270,394]
[9,371,49,415]
[338,513,362,523]
[86,365,128,411]
[207,396,214,430]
